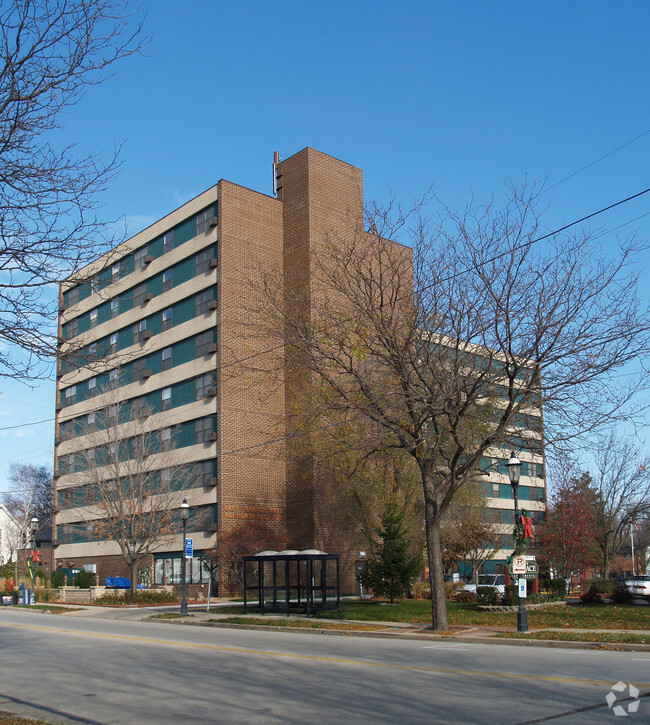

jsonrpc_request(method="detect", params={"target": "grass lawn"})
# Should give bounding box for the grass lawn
[497,630,650,644]
[0,713,50,725]
[216,600,650,631]
[212,616,383,631]
[11,604,77,614]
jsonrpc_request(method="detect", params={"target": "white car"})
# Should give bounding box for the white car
[624,575,650,599]
[462,574,506,596]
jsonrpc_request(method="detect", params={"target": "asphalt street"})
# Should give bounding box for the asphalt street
[1,607,649,724]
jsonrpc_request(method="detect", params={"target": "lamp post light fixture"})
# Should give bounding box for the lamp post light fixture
[29,517,38,604]
[129,543,136,606]
[180,499,189,616]
[507,452,529,634]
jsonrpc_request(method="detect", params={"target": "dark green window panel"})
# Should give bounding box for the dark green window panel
[149,275,162,297]
[97,303,111,325]
[148,237,163,258]
[172,379,195,408]
[174,256,195,286]
[174,338,195,366]
[119,328,133,349]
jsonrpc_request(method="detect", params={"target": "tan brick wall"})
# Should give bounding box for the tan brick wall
[217,181,287,548]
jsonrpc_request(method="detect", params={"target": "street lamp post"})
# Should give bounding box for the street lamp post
[507,452,529,634]
[29,517,38,604]
[180,499,189,616]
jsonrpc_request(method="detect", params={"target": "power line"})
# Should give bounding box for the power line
[540,128,650,197]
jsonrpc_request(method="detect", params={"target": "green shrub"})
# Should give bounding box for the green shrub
[51,570,65,588]
[592,579,616,595]
[457,590,477,603]
[580,578,616,604]
[93,589,177,605]
[476,586,498,606]
[547,578,567,599]
[411,580,431,600]
[75,569,96,589]
[611,586,635,605]
[504,584,518,606]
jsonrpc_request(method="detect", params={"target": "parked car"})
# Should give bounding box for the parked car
[462,574,506,596]
[624,575,650,599]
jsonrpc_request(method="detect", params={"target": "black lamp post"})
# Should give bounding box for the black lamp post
[180,499,189,616]
[507,452,529,634]
[29,517,38,604]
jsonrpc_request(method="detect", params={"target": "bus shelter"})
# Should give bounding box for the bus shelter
[242,549,340,617]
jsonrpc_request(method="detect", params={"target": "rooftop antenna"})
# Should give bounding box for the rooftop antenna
[272,151,281,196]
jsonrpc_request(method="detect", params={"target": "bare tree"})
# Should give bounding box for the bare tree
[65,396,189,602]
[440,479,498,582]
[2,463,53,524]
[0,0,146,379]
[589,431,650,577]
[257,185,650,630]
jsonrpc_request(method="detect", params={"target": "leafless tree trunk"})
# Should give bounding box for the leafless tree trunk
[590,431,650,577]
[255,184,650,630]
[0,0,146,379]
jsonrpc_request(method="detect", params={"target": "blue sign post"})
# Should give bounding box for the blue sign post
[185,538,193,559]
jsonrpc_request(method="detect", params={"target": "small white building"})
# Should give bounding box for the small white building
[0,503,21,566]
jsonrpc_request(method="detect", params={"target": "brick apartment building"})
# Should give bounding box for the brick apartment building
[53,148,546,593]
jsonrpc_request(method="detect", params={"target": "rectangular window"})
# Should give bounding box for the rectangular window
[88,377,97,397]
[64,386,77,405]
[134,246,149,270]
[133,283,148,306]
[60,420,74,440]
[87,411,96,431]
[66,287,80,306]
[109,369,118,387]
[161,346,172,371]
[162,308,173,331]
[162,269,173,292]
[195,374,214,401]
[133,320,147,343]
[195,289,212,316]
[195,460,214,486]
[132,358,146,382]
[131,397,149,419]
[161,428,172,451]
[109,333,118,353]
[65,319,78,339]
[108,404,117,419]
[91,277,99,295]
[163,231,174,254]
[88,342,98,360]
[89,309,98,328]
[111,298,119,318]
[194,331,214,357]
[112,263,121,281]
[161,387,172,411]
[195,248,213,275]
[196,209,209,235]
[194,417,215,444]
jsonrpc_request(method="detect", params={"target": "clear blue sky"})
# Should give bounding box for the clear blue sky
[2,1,650,494]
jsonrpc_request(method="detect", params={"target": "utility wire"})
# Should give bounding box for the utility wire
[540,128,650,197]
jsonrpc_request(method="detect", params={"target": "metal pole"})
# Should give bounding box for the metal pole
[511,485,529,634]
[180,517,188,616]
[631,524,636,577]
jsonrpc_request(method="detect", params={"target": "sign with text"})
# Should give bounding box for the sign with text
[185,538,193,559]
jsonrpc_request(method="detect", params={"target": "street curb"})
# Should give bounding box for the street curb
[149,617,650,651]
